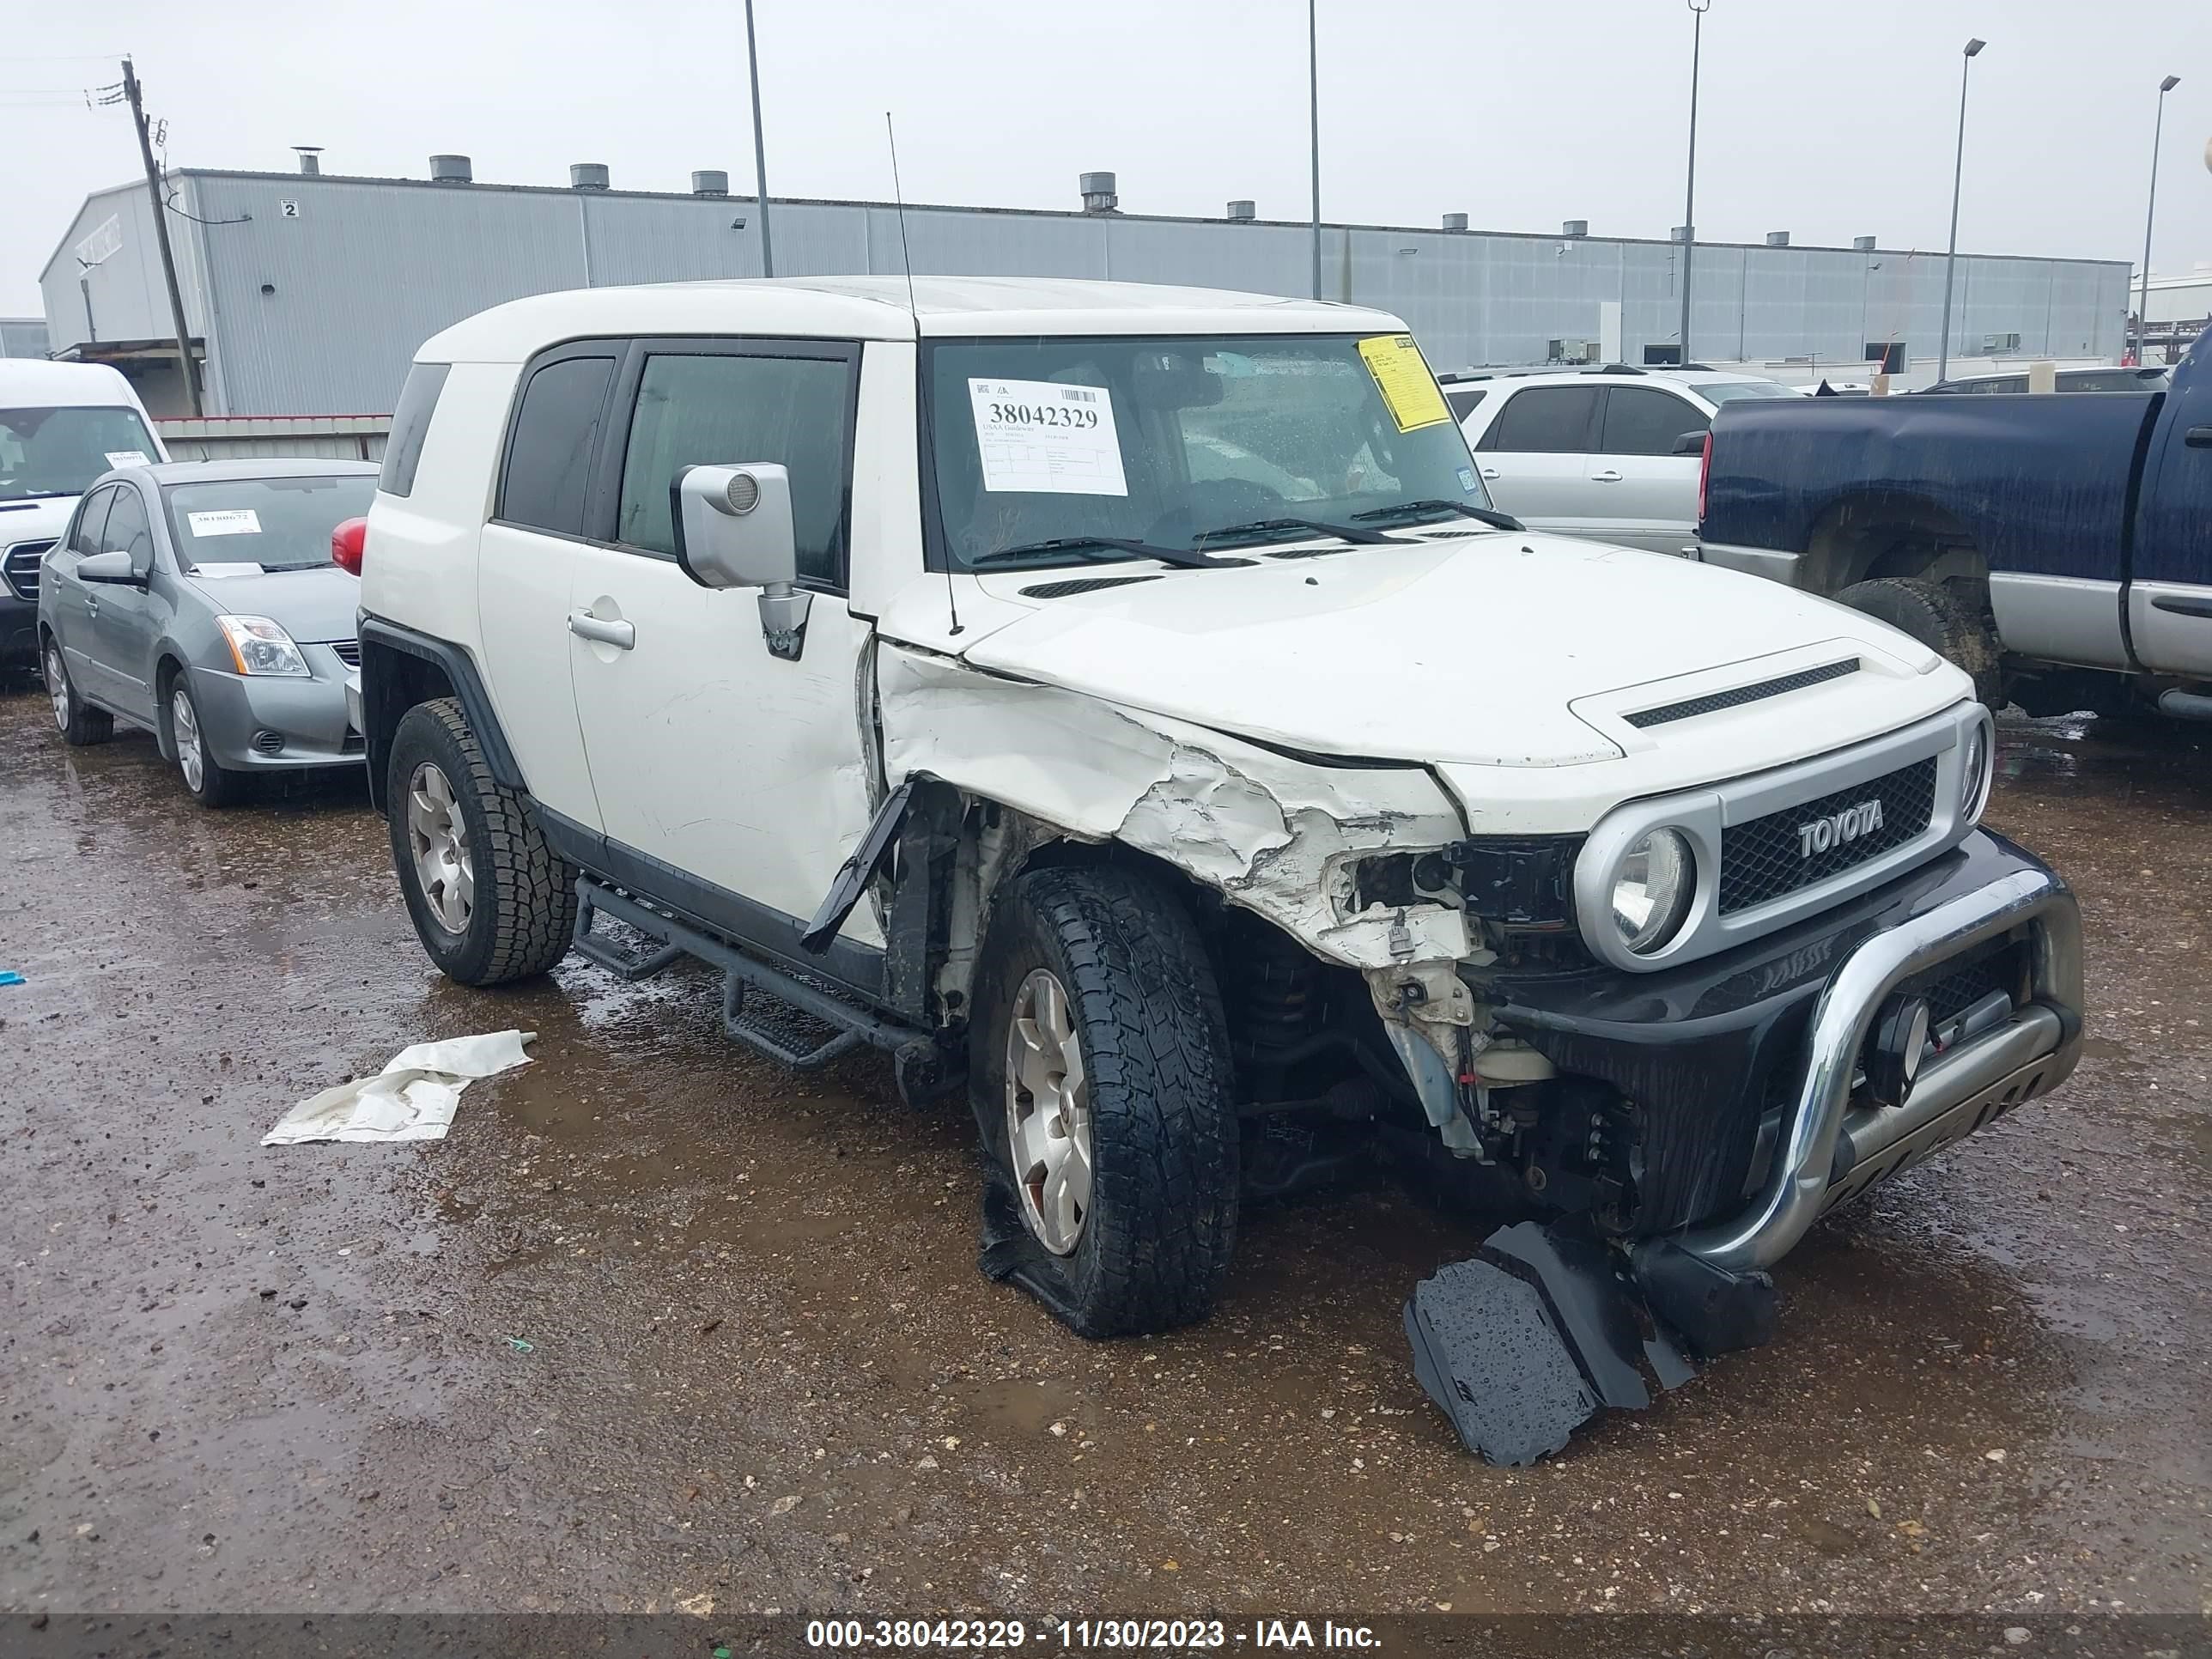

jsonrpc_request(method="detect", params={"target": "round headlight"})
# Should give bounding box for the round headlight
[1960,720,1993,823]
[1611,828,1696,955]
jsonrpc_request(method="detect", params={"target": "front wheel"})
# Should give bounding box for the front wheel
[971,864,1239,1338]
[167,678,246,806]
[386,697,577,986]
[43,636,112,746]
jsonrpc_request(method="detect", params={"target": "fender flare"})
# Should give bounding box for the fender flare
[357,615,526,810]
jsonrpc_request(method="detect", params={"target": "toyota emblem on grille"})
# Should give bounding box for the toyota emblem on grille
[1797,799,1884,859]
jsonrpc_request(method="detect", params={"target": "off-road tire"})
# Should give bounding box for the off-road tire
[386,697,577,986]
[972,864,1239,1338]
[42,635,112,746]
[1837,576,2002,705]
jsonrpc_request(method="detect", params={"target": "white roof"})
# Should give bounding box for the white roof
[420,276,1407,362]
[0,358,140,407]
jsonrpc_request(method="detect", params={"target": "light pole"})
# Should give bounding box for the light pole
[1936,36,1985,383]
[743,0,776,276]
[2135,75,2181,364]
[1677,0,1710,363]
[1308,0,1322,300]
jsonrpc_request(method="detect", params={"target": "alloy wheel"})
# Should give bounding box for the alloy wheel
[405,762,475,934]
[172,687,204,792]
[45,643,68,732]
[1004,967,1094,1255]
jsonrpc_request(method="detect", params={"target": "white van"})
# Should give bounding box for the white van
[1,360,167,672]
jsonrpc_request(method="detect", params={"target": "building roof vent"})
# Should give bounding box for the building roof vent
[691,170,731,198]
[293,146,323,177]
[1766,230,1791,247]
[1226,199,1255,221]
[1079,171,1119,214]
[1561,219,1588,238]
[1853,235,1878,252]
[1441,212,1468,232]
[428,154,472,185]
[571,162,610,191]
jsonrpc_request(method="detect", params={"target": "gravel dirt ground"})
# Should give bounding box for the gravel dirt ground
[1,684,2206,1623]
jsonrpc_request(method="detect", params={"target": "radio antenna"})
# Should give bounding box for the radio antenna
[886,111,960,636]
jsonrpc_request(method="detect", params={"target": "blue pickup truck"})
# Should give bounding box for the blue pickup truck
[1697,331,2212,720]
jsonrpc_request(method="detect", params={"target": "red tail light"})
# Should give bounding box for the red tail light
[331,516,368,576]
[1696,432,1713,529]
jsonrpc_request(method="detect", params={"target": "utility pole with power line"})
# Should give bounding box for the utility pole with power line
[119,58,202,416]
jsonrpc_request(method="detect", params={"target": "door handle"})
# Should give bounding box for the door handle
[2186,425,2212,449]
[568,611,635,649]
[1589,470,1624,483]
[1479,467,1501,480]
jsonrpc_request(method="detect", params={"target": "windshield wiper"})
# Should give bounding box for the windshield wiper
[1191,516,1397,549]
[1351,499,1524,532]
[969,536,1252,571]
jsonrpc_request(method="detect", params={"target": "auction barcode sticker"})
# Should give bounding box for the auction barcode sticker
[185,509,263,538]
[968,379,1128,496]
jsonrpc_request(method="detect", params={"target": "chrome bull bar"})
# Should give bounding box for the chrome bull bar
[1678,866,2084,1274]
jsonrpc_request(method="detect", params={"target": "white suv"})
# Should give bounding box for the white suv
[1446,366,1798,554]
[356,277,2081,1449]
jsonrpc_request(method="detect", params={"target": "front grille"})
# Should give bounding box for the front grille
[3,540,55,601]
[1718,757,1938,915]
[1019,575,1161,599]
[323,638,362,667]
[1900,941,2023,1028]
[1626,658,1860,729]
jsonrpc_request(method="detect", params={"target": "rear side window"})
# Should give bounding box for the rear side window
[1598,387,1709,457]
[613,349,856,586]
[498,355,617,537]
[379,362,450,498]
[1444,386,1488,421]
[1480,386,1599,453]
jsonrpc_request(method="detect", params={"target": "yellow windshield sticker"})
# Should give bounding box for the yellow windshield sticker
[1358,334,1453,432]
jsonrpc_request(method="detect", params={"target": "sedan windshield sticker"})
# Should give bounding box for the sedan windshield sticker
[190,562,267,578]
[968,378,1128,496]
[185,508,263,537]
[104,450,150,467]
[1357,335,1453,433]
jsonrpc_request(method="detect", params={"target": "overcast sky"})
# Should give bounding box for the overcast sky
[4,0,2208,314]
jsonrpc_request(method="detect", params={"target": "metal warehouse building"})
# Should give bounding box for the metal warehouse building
[40,160,2133,417]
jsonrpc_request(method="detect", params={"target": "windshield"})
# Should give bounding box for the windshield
[162,475,377,573]
[927,332,1491,568]
[0,405,159,501]
[1698,380,1800,404]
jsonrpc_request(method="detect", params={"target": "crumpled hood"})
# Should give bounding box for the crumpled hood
[957,533,1954,769]
[185,563,361,644]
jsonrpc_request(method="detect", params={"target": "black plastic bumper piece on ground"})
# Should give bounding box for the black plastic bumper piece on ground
[1406,1221,1697,1467]
[1632,1237,1778,1356]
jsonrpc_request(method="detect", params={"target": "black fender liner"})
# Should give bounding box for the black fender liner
[357,615,526,812]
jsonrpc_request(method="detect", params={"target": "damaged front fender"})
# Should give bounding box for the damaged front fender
[877,645,1474,973]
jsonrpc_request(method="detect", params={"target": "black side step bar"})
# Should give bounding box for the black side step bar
[573,878,929,1072]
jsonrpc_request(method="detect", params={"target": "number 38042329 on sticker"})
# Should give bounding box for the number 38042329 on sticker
[967,378,1128,496]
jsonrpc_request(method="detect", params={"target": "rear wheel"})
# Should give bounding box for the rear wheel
[42,636,112,746]
[971,864,1239,1338]
[167,678,246,806]
[386,697,577,986]
[1837,576,2002,705]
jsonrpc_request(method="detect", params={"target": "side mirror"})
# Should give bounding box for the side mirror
[76,550,141,586]
[669,463,810,660]
[1672,429,1708,455]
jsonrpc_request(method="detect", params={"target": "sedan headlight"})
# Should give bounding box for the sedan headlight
[216,615,311,678]
[1959,719,1993,824]
[1611,828,1696,955]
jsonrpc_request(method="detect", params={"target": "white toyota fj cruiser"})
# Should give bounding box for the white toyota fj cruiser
[357,278,2081,1436]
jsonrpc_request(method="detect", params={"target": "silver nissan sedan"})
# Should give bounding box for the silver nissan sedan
[36,459,378,805]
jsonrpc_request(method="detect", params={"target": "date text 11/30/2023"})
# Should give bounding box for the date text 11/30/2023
[803,1617,1384,1649]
